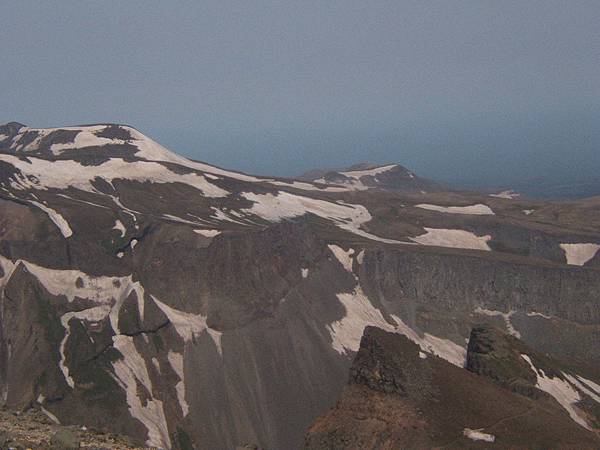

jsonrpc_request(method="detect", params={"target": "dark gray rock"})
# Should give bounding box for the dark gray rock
[51,429,80,449]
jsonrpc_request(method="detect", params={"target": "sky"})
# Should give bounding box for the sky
[2,1,599,189]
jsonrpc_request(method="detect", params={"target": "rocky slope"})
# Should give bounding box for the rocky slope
[1,122,600,449]
[0,406,151,449]
[305,326,600,449]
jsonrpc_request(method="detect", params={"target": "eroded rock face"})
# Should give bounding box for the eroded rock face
[349,326,433,399]
[305,327,600,450]
[466,325,539,397]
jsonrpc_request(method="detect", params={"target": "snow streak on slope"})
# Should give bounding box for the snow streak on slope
[29,201,73,237]
[328,245,355,273]
[167,351,189,417]
[410,228,492,251]
[0,255,225,448]
[328,285,397,355]
[339,164,398,179]
[474,307,521,338]
[152,296,222,355]
[563,374,600,404]
[560,243,600,266]
[415,203,494,215]
[521,354,590,430]
[327,286,466,367]
[112,335,170,449]
[325,250,466,366]
[391,315,466,367]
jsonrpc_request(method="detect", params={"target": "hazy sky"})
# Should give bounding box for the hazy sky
[2,1,599,187]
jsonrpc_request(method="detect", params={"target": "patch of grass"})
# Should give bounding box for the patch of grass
[175,427,195,450]
[152,333,164,351]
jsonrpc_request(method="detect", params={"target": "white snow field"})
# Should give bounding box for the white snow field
[560,243,600,266]
[415,203,495,215]
[410,228,492,251]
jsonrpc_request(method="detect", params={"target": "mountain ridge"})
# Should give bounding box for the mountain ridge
[1,122,600,449]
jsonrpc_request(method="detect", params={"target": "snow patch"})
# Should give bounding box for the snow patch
[564,374,600,404]
[521,354,589,429]
[315,164,398,190]
[577,376,600,396]
[152,297,222,355]
[356,250,365,264]
[193,229,221,238]
[0,256,178,447]
[339,164,397,179]
[327,285,397,355]
[490,190,520,199]
[328,245,354,273]
[474,307,521,338]
[327,285,466,366]
[463,428,495,443]
[391,315,466,367]
[113,219,126,237]
[40,406,61,425]
[30,201,73,238]
[111,335,171,448]
[527,311,553,320]
[167,351,189,417]
[560,243,600,266]
[415,203,494,215]
[410,228,491,251]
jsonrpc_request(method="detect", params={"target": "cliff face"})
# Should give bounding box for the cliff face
[1,123,600,449]
[305,326,600,450]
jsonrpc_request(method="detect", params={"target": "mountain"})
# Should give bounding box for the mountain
[304,325,600,449]
[1,123,600,449]
[299,162,443,193]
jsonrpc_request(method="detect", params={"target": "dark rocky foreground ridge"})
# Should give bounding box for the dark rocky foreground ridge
[0,406,151,449]
[305,325,600,449]
[1,123,600,449]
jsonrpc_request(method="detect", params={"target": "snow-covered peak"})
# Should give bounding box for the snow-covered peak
[307,162,440,193]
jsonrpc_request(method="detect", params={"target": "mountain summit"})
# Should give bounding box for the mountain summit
[300,161,442,193]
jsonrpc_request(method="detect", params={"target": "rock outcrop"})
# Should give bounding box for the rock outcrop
[305,326,600,449]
